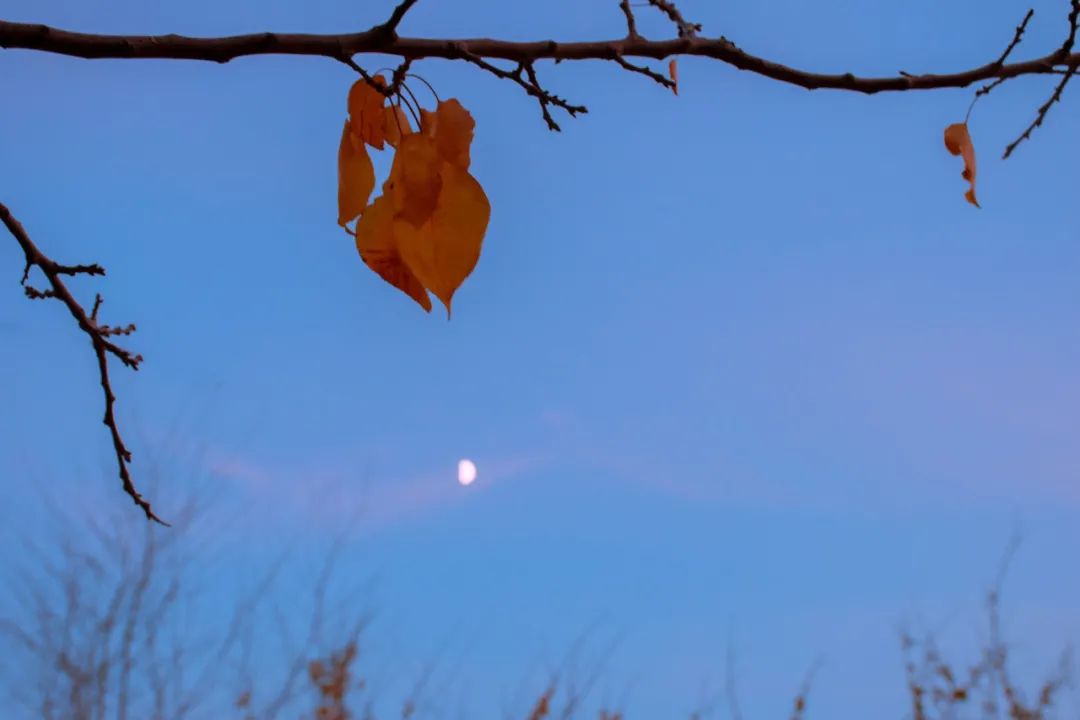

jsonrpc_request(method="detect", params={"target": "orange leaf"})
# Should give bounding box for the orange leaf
[432,99,475,170]
[419,108,438,138]
[395,161,490,316]
[943,122,980,208]
[668,59,679,96]
[337,120,375,227]
[384,105,413,148]
[347,75,387,150]
[387,133,443,228]
[354,195,431,312]
[350,96,488,316]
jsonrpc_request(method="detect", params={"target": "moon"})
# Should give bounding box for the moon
[457,459,477,486]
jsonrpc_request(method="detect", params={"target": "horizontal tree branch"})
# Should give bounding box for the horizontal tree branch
[2,19,1079,94]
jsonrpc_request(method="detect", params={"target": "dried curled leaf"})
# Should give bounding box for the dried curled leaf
[395,162,491,316]
[337,120,375,227]
[943,122,979,208]
[385,104,414,148]
[348,75,387,150]
[354,195,432,312]
[669,59,679,96]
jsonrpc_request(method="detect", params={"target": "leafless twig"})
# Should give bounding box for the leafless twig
[0,201,164,525]
[1003,1,1080,157]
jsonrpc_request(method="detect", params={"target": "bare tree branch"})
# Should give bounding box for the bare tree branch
[5,1,1079,150]
[1003,0,1080,157]
[1,17,1078,95]
[0,201,165,525]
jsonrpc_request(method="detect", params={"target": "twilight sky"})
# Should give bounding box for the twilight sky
[2,0,1079,717]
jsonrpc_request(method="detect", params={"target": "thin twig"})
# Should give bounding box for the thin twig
[0,201,166,525]
[618,1,639,39]
[966,8,1036,120]
[725,644,743,720]
[1003,1,1080,157]
[613,52,676,90]
[380,0,421,37]
[789,657,822,720]
[645,0,702,39]
[451,46,587,130]
[1003,64,1076,158]
[996,8,1036,67]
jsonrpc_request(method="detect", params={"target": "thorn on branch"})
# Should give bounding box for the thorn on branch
[0,200,167,525]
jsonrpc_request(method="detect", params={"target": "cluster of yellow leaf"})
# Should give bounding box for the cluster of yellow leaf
[944,122,979,208]
[338,76,490,315]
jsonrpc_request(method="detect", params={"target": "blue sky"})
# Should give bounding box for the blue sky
[2,0,1080,717]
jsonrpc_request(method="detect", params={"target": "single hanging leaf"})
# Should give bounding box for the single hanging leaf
[385,105,414,148]
[354,195,432,312]
[943,123,979,208]
[395,161,491,316]
[347,75,388,150]
[337,120,375,227]
[387,133,443,227]
[669,59,679,96]
[432,99,475,170]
